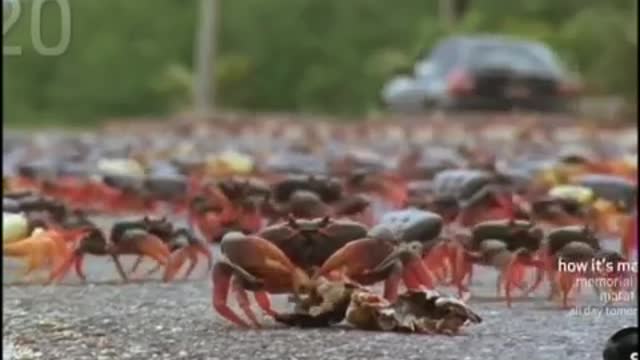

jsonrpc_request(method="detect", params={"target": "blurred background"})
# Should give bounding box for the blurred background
[3,0,638,128]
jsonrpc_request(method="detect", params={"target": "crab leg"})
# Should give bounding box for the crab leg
[521,256,546,296]
[451,244,473,300]
[163,248,189,282]
[369,243,436,291]
[212,263,250,328]
[404,256,435,289]
[423,241,451,285]
[128,256,145,275]
[17,253,45,282]
[191,242,213,271]
[74,254,87,281]
[48,251,78,283]
[556,269,578,309]
[254,291,277,317]
[382,265,402,302]
[182,247,200,279]
[135,235,171,267]
[109,253,129,282]
[231,277,261,328]
[503,256,527,307]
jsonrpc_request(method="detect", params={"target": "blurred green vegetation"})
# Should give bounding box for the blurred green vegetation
[3,0,637,126]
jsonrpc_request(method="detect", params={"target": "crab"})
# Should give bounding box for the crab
[270,174,343,206]
[572,174,637,234]
[48,216,172,284]
[142,169,189,213]
[128,223,213,282]
[11,162,57,191]
[265,177,372,225]
[39,177,98,210]
[98,174,160,214]
[529,193,591,228]
[3,227,90,283]
[447,218,546,305]
[161,227,213,282]
[430,169,522,228]
[544,225,629,308]
[3,192,69,230]
[211,215,368,328]
[314,209,443,301]
[188,177,269,242]
[342,170,408,209]
[124,216,177,276]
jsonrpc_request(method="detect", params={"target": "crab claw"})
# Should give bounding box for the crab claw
[47,249,85,284]
[212,232,310,328]
[316,225,434,302]
[313,236,402,301]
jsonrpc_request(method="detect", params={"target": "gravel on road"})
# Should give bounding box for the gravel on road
[3,240,636,360]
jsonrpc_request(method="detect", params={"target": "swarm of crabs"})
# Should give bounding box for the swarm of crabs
[3,115,637,334]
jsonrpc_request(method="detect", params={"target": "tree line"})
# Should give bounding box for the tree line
[3,0,637,126]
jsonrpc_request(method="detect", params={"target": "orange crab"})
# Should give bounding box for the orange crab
[3,227,90,282]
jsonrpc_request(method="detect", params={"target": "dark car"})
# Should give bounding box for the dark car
[382,35,582,112]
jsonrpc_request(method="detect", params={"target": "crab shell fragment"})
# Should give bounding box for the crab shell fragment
[346,289,482,335]
[277,279,481,335]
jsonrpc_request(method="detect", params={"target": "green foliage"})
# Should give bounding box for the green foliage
[3,0,637,126]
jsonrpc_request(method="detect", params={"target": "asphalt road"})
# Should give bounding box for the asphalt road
[3,230,637,360]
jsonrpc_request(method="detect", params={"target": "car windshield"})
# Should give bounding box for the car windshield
[465,41,563,75]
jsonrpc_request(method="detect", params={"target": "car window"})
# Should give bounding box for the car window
[465,43,562,76]
[428,41,460,75]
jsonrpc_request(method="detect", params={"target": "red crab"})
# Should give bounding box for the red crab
[430,169,523,228]
[343,171,408,210]
[161,227,213,282]
[544,225,629,308]
[265,175,373,225]
[189,178,268,242]
[212,210,443,328]
[211,216,368,328]
[445,218,546,305]
[48,217,172,283]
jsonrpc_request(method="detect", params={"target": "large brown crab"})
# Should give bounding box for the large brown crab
[212,211,444,328]
[211,215,368,328]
